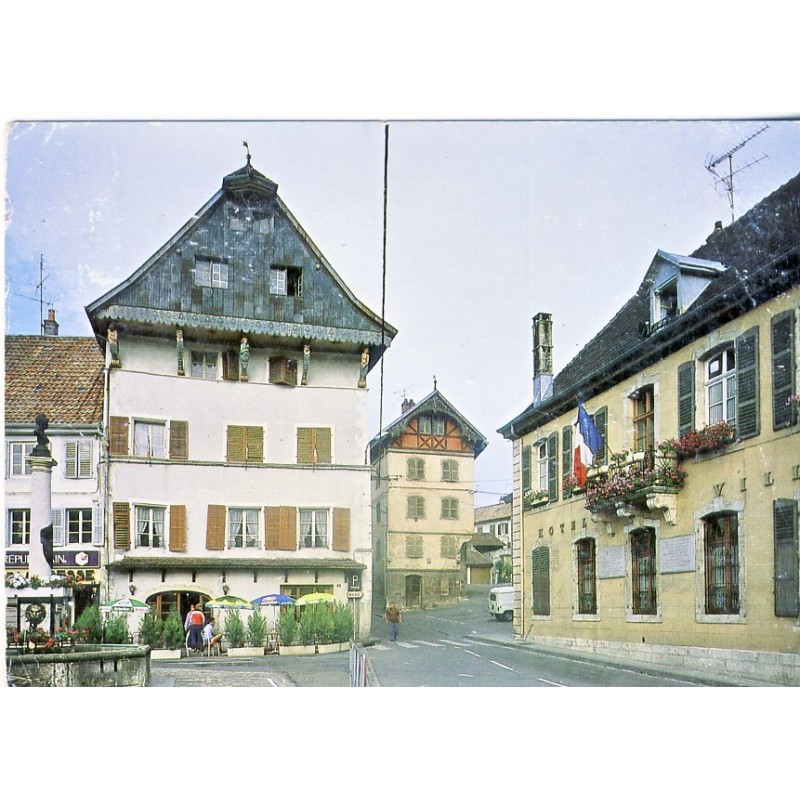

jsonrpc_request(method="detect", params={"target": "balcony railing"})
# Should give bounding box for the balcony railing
[585,448,686,523]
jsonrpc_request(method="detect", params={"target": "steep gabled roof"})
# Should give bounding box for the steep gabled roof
[500,170,800,439]
[85,160,396,369]
[370,388,488,457]
[4,336,104,428]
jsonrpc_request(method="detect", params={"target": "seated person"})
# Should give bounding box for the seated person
[202,618,224,651]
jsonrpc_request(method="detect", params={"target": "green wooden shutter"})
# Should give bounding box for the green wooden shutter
[227,425,245,462]
[593,407,608,465]
[736,327,760,439]
[677,361,695,437]
[774,499,799,617]
[547,432,558,502]
[561,425,572,484]
[772,311,796,430]
[113,502,130,550]
[521,445,532,491]
[532,548,550,615]
[169,420,189,460]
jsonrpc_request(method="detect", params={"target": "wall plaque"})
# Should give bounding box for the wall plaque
[597,545,626,579]
[659,535,696,574]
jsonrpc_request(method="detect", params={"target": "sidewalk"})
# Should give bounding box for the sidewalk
[464,629,788,687]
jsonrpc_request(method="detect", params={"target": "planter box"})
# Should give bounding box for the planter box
[150,648,182,660]
[279,644,316,656]
[227,646,264,658]
[316,642,349,655]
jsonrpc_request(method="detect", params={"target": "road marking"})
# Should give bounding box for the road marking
[490,660,516,672]
[438,639,464,647]
[537,677,566,687]
[412,640,445,647]
[372,644,391,651]
[458,674,475,678]
[464,649,483,658]
[396,642,419,648]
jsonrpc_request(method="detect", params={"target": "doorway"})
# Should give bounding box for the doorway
[405,574,422,607]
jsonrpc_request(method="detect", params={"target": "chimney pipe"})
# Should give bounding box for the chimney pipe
[401,398,415,414]
[42,308,59,337]
[533,312,553,404]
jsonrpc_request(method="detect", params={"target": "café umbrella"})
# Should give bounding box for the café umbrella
[100,597,150,614]
[205,595,253,610]
[251,593,295,628]
[295,592,336,606]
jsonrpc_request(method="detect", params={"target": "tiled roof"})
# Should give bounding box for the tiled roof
[500,171,800,437]
[474,501,512,524]
[4,336,104,427]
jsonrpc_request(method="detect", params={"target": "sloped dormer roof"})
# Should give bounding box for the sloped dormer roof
[499,170,800,439]
[85,160,396,370]
[370,388,488,458]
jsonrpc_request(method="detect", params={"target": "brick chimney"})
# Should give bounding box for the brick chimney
[401,397,415,414]
[42,308,59,336]
[533,312,553,404]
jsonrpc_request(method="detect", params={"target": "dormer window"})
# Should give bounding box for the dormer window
[657,280,678,322]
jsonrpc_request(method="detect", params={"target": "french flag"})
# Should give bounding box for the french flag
[573,401,604,487]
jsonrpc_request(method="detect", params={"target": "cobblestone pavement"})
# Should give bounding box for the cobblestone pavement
[150,665,295,687]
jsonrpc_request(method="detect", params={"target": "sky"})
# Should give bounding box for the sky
[5,119,800,502]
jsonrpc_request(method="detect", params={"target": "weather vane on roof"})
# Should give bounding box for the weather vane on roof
[433,374,437,391]
[243,140,251,167]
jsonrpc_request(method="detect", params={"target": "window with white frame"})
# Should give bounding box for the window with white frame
[65,440,93,478]
[135,506,166,548]
[299,509,328,548]
[228,508,260,549]
[8,443,34,476]
[537,441,549,492]
[706,348,736,426]
[133,421,166,458]
[191,350,218,380]
[8,509,31,545]
[195,256,229,288]
[270,266,303,297]
[67,508,93,545]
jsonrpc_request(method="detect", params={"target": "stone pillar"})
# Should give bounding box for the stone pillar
[27,455,57,578]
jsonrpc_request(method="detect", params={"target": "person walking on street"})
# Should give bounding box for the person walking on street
[384,602,402,642]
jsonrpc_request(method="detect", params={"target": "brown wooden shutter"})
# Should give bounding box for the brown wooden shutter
[315,428,332,463]
[169,420,189,460]
[109,416,129,456]
[227,426,245,462]
[265,506,297,550]
[206,504,226,550]
[222,351,239,381]
[332,507,351,552]
[269,356,297,386]
[113,502,130,550]
[297,428,313,463]
[245,426,263,462]
[169,505,187,552]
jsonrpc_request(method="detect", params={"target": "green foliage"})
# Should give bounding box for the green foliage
[298,608,316,645]
[331,603,354,643]
[224,611,246,648]
[104,614,130,644]
[278,609,297,647]
[163,612,185,649]
[138,611,164,648]
[313,603,335,643]
[496,558,512,584]
[75,605,103,643]
[247,610,268,648]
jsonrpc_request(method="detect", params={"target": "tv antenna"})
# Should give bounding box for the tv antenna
[705,125,769,223]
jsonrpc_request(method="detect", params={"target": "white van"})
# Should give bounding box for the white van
[488,584,514,621]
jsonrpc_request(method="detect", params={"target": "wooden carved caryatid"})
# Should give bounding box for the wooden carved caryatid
[358,347,369,388]
[108,324,120,368]
[176,329,185,375]
[240,335,250,381]
[302,344,311,385]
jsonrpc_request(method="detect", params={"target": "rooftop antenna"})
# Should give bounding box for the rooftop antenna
[35,254,48,334]
[705,124,769,224]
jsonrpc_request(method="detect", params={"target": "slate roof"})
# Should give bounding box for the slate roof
[500,171,800,438]
[4,336,105,427]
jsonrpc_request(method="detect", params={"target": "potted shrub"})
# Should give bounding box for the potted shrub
[225,611,258,657]
[151,611,185,659]
[138,611,163,650]
[236,609,268,656]
[277,609,298,650]
[331,603,354,651]
[104,614,130,644]
[75,605,103,644]
[313,604,339,654]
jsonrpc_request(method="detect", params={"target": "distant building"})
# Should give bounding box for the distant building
[370,389,488,609]
[473,497,512,583]
[84,157,396,639]
[499,172,800,684]
[4,325,105,622]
